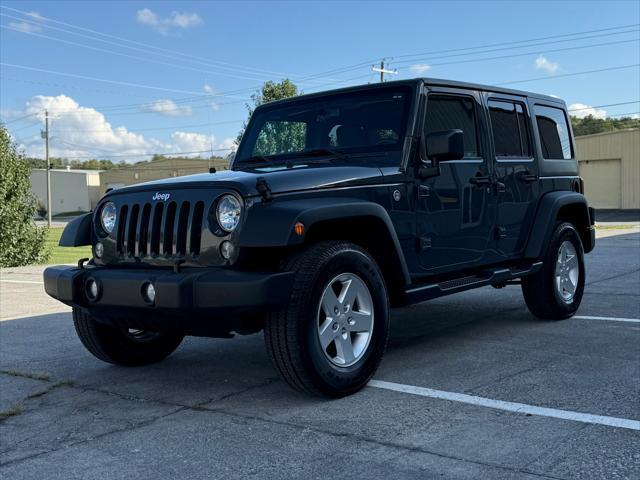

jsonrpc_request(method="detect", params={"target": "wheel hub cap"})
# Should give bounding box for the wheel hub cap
[555,240,579,304]
[317,273,374,367]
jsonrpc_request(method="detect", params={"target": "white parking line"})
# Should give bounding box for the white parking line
[574,315,640,324]
[0,279,44,285]
[368,380,640,431]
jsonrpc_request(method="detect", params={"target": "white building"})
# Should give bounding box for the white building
[30,168,102,216]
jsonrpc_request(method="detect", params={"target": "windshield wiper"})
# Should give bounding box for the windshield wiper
[297,148,347,160]
[239,155,274,164]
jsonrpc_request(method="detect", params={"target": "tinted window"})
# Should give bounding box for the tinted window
[488,100,531,157]
[425,95,479,157]
[535,105,573,160]
[236,87,411,163]
[254,121,306,156]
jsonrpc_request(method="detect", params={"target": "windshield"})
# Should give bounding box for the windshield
[235,86,413,166]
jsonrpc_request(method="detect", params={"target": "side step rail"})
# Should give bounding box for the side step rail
[404,262,543,304]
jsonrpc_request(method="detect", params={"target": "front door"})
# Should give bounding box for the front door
[485,94,539,258]
[416,88,495,274]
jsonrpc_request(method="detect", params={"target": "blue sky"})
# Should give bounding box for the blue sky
[1,0,639,161]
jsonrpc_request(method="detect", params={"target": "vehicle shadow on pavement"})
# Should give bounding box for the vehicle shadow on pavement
[0,288,534,405]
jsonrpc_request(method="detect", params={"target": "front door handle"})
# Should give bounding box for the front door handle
[469,175,491,186]
[517,171,538,183]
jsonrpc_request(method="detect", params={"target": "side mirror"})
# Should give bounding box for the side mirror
[426,129,464,162]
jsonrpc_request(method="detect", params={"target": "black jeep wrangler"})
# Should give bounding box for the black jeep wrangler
[44,79,595,397]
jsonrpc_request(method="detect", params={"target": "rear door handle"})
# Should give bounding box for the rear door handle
[469,175,491,186]
[517,171,538,183]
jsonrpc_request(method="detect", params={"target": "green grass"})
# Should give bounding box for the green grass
[595,224,638,230]
[41,228,92,265]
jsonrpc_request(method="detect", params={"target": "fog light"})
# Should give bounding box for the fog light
[86,278,99,301]
[220,241,235,260]
[142,282,156,305]
[94,242,104,259]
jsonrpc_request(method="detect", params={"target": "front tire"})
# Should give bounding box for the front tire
[73,308,184,366]
[264,241,390,397]
[522,222,585,320]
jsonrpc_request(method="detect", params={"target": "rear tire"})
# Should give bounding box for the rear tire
[73,308,183,366]
[264,241,390,397]
[522,222,585,320]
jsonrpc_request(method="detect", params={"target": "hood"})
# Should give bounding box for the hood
[107,162,388,198]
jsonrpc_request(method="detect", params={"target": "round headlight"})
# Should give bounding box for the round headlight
[216,195,241,232]
[100,202,117,234]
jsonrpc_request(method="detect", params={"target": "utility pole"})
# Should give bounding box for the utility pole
[42,110,51,228]
[371,60,398,83]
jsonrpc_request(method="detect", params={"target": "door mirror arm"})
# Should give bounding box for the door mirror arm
[416,136,440,179]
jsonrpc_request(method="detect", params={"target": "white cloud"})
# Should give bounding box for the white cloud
[202,84,220,111]
[9,94,232,161]
[136,8,203,35]
[409,64,431,74]
[217,138,237,153]
[535,55,559,74]
[141,99,193,117]
[7,11,44,33]
[170,131,211,153]
[19,95,147,158]
[567,103,607,119]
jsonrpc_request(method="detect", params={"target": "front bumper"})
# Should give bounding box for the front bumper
[43,265,294,336]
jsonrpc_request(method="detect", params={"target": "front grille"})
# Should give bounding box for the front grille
[116,200,205,259]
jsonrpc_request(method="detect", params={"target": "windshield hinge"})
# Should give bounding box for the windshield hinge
[256,177,273,203]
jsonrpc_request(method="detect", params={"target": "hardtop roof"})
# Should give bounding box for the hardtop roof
[259,77,565,108]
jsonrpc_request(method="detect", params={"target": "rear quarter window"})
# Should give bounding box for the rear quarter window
[534,105,573,160]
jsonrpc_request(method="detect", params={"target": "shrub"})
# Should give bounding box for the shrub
[0,124,48,267]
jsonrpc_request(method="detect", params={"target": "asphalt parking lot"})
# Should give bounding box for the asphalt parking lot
[1,227,638,480]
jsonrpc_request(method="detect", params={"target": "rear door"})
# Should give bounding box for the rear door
[416,87,495,273]
[485,94,539,259]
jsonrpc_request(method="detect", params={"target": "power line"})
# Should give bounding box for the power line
[1,112,39,124]
[568,101,639,112]
[11,35,636,117]
[0,24,285,88]
[391,28,639,66]
[297,23,640,81]
[0,75,163,101]
[4,20,635,115]
[6,120,42,133]
[499,64,640,85]
[301,38,640,91]
[414,38,640,69]
[54,149,224,159]
[51,119,242,133]
[0,62,210,96]
[0,6,337,84]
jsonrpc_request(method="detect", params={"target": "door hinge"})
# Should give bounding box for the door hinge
[495,226,507,240]
[493,181,506,195]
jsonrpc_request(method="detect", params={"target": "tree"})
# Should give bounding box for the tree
[0,124,47,267]
[236,79,300,144]
[570,114,639,137]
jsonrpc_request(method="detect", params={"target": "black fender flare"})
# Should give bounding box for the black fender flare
[59,212,93,247]
[524,191,595,258]
[238,197,411,286]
